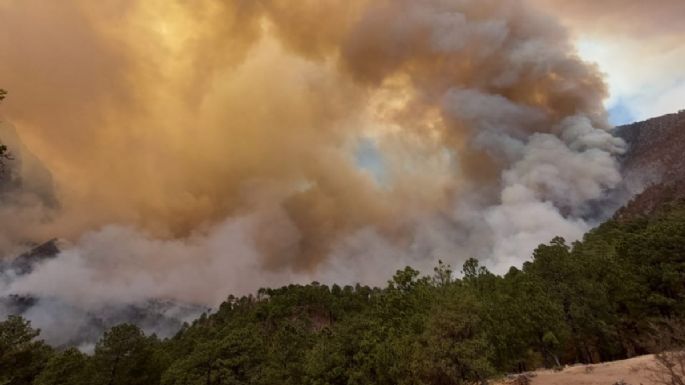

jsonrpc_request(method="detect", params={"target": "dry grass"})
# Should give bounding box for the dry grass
[645,350,685,385]
[492,355,658,385]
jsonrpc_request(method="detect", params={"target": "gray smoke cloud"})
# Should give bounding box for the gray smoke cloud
[0,0,626,346]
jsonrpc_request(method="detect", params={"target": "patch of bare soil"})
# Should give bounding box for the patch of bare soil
[495,355,662,385]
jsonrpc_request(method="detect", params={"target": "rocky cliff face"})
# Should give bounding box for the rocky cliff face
[615,110,685,220]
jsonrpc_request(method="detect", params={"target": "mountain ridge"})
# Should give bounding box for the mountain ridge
[615,109,685,220]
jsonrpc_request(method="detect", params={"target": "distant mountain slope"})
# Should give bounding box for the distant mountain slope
[0,240,208,348]
[0,238,60,276]
[615,110,685,220]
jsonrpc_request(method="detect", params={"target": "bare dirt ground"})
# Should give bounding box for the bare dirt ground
[495,355,662,385]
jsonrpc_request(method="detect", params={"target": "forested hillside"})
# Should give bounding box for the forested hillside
[2,200,685,385]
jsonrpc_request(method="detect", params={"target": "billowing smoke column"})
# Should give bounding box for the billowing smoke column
[0,0,624,343]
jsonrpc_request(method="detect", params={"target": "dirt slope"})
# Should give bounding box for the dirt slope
[496,355,662,385]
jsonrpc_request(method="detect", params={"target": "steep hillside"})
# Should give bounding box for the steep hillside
[5,200,685,384]
[615,110,685,220]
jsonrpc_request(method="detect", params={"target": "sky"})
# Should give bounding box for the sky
[533,0,685,125]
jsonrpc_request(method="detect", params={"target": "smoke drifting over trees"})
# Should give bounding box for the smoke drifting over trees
[0,0,628,341]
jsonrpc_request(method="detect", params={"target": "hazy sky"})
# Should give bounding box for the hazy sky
[534,0,685,124]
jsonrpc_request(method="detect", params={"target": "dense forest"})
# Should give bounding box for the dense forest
[1,199,684,384]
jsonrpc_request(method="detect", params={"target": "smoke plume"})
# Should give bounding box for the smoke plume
[531,0,685,121]
[0,0,625,343]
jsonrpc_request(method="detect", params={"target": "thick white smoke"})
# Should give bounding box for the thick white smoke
[0,0,627,345]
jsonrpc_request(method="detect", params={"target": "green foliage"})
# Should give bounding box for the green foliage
[4,200,685,384]
[0,316,52,385]
[414,293,494,385]
[34,348,91,385]
[91,324,161,385]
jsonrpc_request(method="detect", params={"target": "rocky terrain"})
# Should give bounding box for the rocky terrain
[615,110,685,220]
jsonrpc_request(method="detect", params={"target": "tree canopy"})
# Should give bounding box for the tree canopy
[2,200,685,384]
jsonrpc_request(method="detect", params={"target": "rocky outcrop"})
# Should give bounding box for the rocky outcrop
[615,110,685,220]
